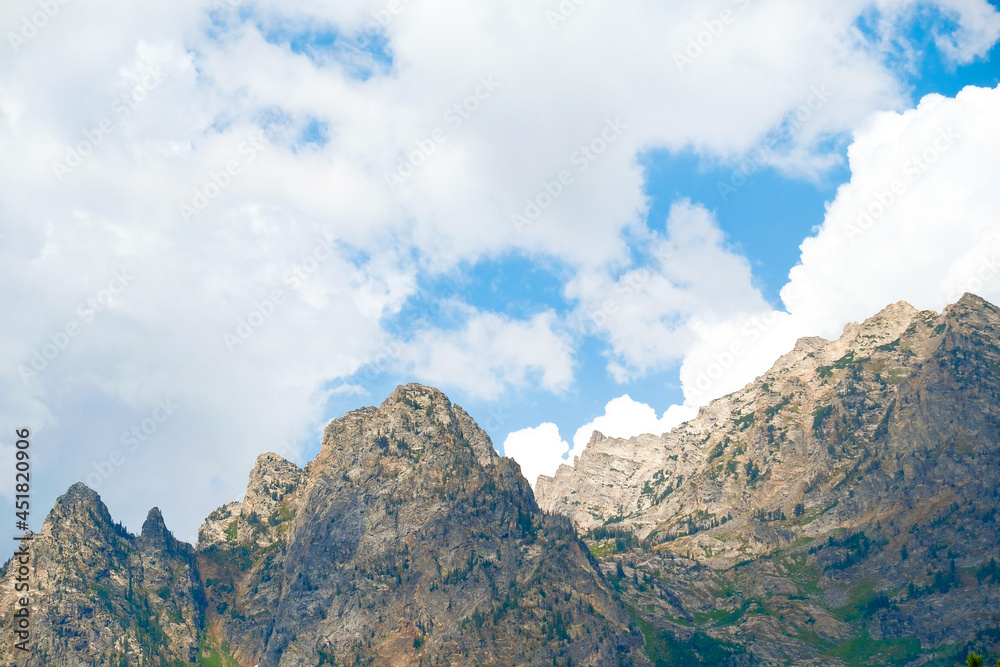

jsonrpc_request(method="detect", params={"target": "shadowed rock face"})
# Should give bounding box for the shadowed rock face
[0,385,646,667]
[536,294,1000,663]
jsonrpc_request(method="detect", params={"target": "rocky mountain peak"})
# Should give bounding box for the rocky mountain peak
[41,481,114,536]
[54,480,103,511]
[947,291,999,321]
[833,299,920,356]
[955,290,992,309]
[140,507,178,552]
[243,453,302,511]
[188,383,645,666]
[381,381,452,410]
[319,382,499,472]
[196,450,306,551]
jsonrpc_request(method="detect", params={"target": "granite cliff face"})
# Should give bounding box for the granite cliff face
[0,384,645,667]
[0,484,205,666]
[536,294,1000,664]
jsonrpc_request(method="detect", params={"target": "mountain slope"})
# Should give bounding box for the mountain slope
[0,384,648,667]
[222,384,645,666]
[0,484,205,666]
[536,293,1000,663]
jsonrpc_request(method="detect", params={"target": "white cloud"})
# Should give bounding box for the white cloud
[870,0,1000,65]
[566,199,772,382]
[1,0,999,540]
[397,310,573,400]
[569,395,696,459]
[502,422,570,490]
[785,84,1000,325]
[675,83,1000,410]
[503,395,696,487]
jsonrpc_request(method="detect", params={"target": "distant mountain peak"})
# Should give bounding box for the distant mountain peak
[381,382,452,409]
[58,480,103,508]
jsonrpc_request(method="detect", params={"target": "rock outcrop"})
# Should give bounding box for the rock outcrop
[211,384,645,666]
[0,484,205,666]
[0,385,646,667]
[537,294,1000,663]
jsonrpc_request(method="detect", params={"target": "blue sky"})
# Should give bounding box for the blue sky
[2,0,1000,541]
[330,4,1000,472]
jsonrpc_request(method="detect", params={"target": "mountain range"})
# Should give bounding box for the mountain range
[2,293,999,666]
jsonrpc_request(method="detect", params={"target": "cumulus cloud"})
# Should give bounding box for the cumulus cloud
[1,0,999,539]
[502,423,570,489]
[396,310,573,400]
[566,199,772,382]
[675,83,1000,412]
[568,395,696,458]
[502,395,696,487]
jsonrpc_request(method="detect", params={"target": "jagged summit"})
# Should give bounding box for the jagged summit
[56,480,103,507]
[141,506,166,534]
[140,507,180,552]
[320,381,500,472]
[536,294,991,539]
[193,383,643,666]
[380,381,451,409]
[42,480,115,537]
[252,450,297,467]
[955,290,993,309]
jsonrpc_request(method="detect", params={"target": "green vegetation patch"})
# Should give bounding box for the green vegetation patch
[833,351,868,369]
[812,405,835,431]
[195,635,240,667]
[825,629,923,665]
[629,606,745,666]
[734,412,756,431]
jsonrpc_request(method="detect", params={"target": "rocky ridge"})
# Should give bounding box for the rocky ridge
[0,384,648,667]
[0,484,205,666]
[2,294,999,665]
[537,293,1000,664]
